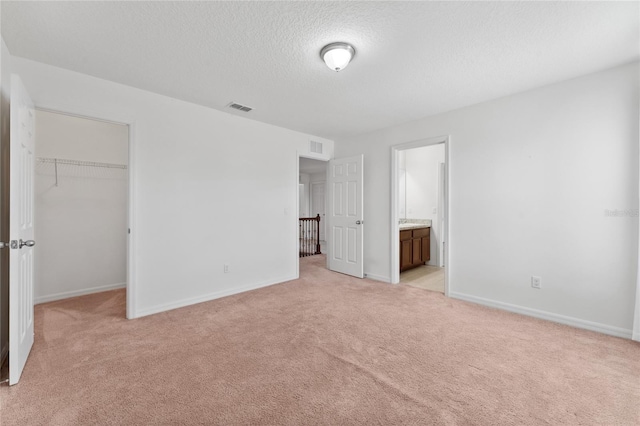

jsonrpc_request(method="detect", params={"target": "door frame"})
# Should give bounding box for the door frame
[437,162,445,268]
[35,107,137,319]
[390,135,450,295]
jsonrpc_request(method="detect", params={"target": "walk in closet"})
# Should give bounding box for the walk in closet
[34,110,128,303]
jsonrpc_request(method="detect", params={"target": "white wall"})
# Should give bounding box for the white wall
[309,172,327,241]
[13,56,333,318]
[336,62,639,338]
[35,110,128,163]
[299,172,310,217]
[310,172,326,185]
[405,144,444,220]
[398,151,406,218]
[404,144,445,266]
[34,110,128,303]
[298,171,326,220]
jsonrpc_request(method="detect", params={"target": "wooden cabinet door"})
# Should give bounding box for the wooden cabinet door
[421,234,430,262]
[401,240,412,270]
[412,238,421,264]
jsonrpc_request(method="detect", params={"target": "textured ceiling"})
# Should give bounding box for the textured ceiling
[2,1,638,140]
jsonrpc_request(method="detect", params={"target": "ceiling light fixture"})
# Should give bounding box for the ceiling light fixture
[320,42,356,72]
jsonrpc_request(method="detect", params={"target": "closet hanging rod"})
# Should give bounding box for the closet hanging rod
[36,157,128,170]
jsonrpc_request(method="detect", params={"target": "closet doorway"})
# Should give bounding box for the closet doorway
[34,110,129,312]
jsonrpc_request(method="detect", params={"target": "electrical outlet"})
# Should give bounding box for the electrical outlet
[531,276,541,289]
[224,264,230,273]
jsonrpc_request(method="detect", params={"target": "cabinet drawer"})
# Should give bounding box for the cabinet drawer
[412,227,430,238]
[400,230,412,241]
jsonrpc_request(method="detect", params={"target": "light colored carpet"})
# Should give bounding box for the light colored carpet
[401,265,445,293]
[1,255,639,425]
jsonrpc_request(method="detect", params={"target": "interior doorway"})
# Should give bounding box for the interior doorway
[298,156,328,272]
[34,109,129,310]
[391,136,449,295]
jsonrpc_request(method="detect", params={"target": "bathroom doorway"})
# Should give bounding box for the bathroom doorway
[391,136,449,294]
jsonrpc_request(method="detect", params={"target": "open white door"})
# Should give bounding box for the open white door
[8,75,35,385]
[327,155,364,278]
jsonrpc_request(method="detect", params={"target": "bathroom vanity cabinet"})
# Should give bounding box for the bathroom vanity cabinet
[400,227,430,272]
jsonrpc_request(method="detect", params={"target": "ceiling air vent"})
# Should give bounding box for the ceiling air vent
[228,102,253,113]
[310,140,323,154]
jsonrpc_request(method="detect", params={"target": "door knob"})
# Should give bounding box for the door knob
[356,220,363,225]
[19,239,35,249]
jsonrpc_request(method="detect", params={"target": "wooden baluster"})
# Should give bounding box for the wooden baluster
[304,219,308,257]
[307,221,311,256]
[307,220,311,256]
[315,214,321,254]
[299,217,322,258]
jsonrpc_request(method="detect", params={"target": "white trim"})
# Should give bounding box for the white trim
[126,122,137,319]
[136,275,296,318]
[437,162,445,268]
[364,273,391,283]
[295,152,301,280]
[633,199,640,341]
[450,291,633,339]
[35,283,126,305]
[390,136,450,297]
[634,113,640,342]
[633,273,640,340]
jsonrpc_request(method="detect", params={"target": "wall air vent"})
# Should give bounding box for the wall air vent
[310,140,323,154]
[228,102,253,113]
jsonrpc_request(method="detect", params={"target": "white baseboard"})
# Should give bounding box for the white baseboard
[364,272,391,283]
[35,283,126,305]
[449,291,633,339]
[134,275,297,319]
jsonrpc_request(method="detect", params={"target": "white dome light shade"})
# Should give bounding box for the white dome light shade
[320,42,356,72]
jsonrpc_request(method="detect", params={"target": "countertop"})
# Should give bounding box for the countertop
[399,221,431,230]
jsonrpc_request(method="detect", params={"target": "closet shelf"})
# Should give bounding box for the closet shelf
[36,157,128,170]
[36,157,128,187]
